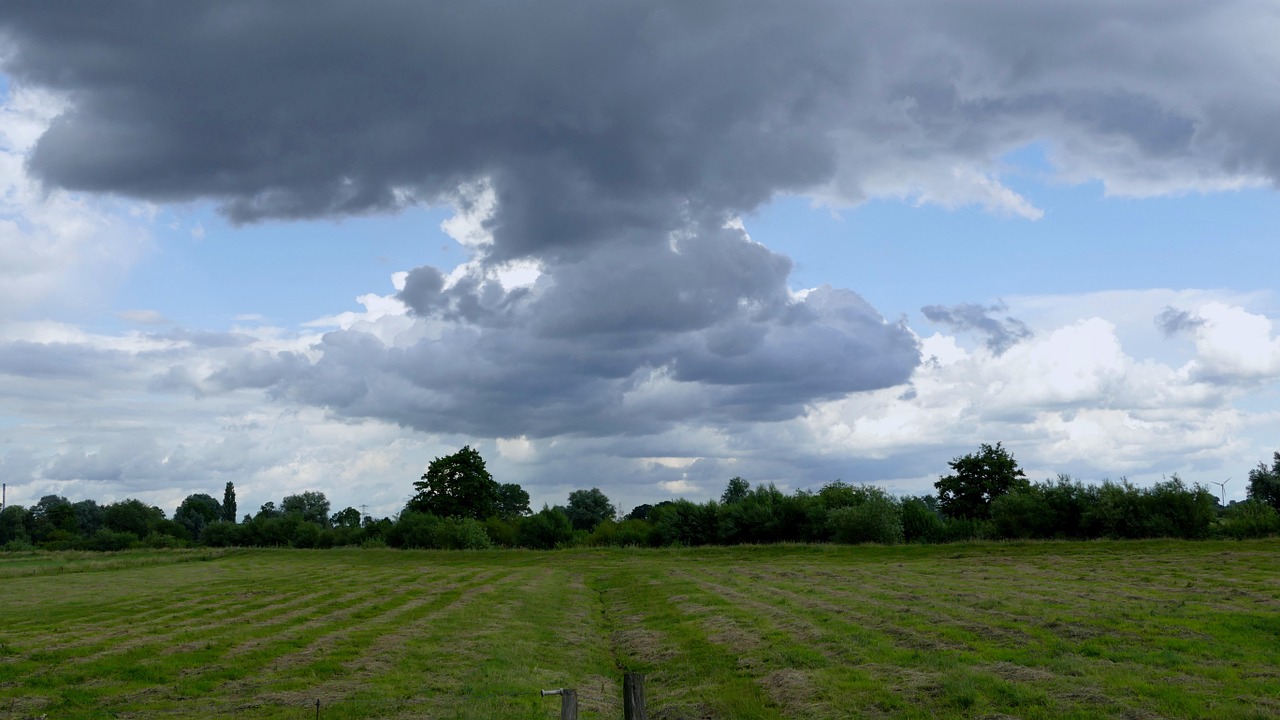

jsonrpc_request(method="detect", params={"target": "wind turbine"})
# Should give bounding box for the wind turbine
[1211,477,1230,507]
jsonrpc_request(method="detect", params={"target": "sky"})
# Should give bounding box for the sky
[2,1,1279,519]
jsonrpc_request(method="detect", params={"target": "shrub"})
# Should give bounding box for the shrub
[516,507,574,550]
[433,517,492,550]
[612,519,655,547]
[483,516,518,547]
[825,486,903,545]
[1139,476,1216,539]
[990,489,1054,539]
[387,511,440,549]
[717,484,788,545]
[649,499,719,547]
[936,516,994,543]
[87,529,138,552]
[1217,500,1280,540]
[199,521,244,547]
[901,497,944,543]
[140,532,185,549]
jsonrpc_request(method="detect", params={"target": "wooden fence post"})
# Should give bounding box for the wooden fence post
[623,672,647,720]
[541,688,577,720]
[559,689,577,720]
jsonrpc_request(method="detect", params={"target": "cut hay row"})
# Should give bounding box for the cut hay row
[1,541,1277,718]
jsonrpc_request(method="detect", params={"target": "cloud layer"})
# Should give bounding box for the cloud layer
[2,3,1279,512]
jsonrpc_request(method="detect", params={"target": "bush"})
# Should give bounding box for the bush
[1217,500,1280,540]
[433,517,492,550]
[1081,480,1143,538]
[290,521,323,548]
[717,485,788,545]
[1037,475,1091,539]
[484,516,519,547]
[901,497,944,543]
[585,519,618,546]
[140,531,185,549]
[387,511,440,549]
[826,487,903,545]
[936,516,994,543]
[199,521,244,547]
[649,500,719,547]
[516,507,574,550]
[612,519,654,547]
[88,529,139,551]
[990,489,1054,539]
[1139,477,1216,539]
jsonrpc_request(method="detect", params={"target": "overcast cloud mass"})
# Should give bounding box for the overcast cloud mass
[1,1,1279,515]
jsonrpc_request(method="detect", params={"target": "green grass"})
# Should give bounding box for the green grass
[1,540,1277,718]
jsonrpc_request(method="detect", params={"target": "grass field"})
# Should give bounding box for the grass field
[1,540,1278,719]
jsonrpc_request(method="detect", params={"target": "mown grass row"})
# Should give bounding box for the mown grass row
[1,540,1277,718]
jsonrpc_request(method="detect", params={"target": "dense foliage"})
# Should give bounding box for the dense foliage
[3,444,1277,552]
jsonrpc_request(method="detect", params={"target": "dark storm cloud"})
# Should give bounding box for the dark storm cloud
[5,2,1275,236]
[0,1,846,262]
[3,1,1274,439]
[1154,306,1205,338]
[239,278,917,439]
[921,303,1032,354]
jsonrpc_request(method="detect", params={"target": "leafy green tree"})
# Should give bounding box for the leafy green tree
[1247,452,1280,512]
[222,482,238,522]
[331,506,362,528]
[565,487,616,531]
[625,503,657,521]
[935,442,1029,520]
[495,483,531,519]
[256,501,281,519]
[174,493,222,540]
[408,446,498,520]
[721,476,750,505]
[28,495,76,543]
[0,505,30,545]
[282,491,331,526]
[72,499,105,537]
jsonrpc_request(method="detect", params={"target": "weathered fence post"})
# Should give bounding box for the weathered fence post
[623,672,647,720]
[560,688,577,720]
[540,688,578,720]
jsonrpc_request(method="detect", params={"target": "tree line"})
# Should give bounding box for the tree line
[3,444,1278,552]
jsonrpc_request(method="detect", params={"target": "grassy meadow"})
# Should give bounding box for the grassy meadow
[1,540,1278,719]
